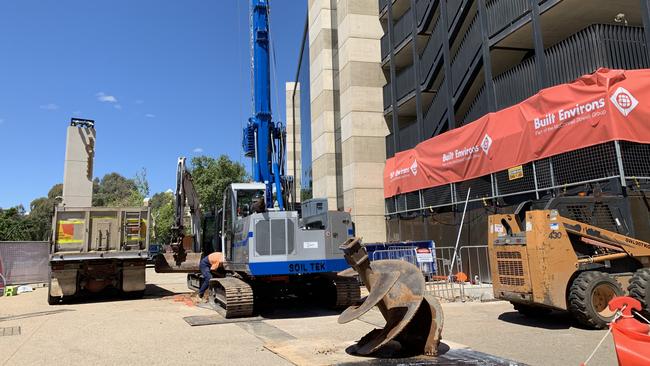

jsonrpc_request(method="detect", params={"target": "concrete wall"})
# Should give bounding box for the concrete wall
[308,0,342,210]
[285,82,302,203]
[62,126,95,207]
[303,0,387,242]
[336,0,388,242]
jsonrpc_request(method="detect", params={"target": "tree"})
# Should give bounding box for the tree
[150,191,174,244]
[190,155,248,211]
[93,171,148,207]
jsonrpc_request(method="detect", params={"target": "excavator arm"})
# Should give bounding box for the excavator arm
[154,157,203,273]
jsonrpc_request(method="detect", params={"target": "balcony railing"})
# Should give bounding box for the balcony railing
[446,0,466,31]
[493,24,650,111]
[379,0,389,13]
[494,56,537,110]
[419,16,444,89]
[450,14,482,94]
[399,120,420,150]
[393,8,414,49]
[386,134,395,158]
[486,0,530,37]
[383,82,392,110]
[381,33,390,60]
[423,82,448,138]
[395,64,416,101]
[460,86,487,126]
[415,0,437,30]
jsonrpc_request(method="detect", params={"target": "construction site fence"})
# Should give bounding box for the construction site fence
[366,244,493,302]
[385,141,650,215]
[0,241,49,287]
[425,245,493,302]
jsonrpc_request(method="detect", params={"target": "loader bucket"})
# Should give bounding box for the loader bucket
[154,252,202,273]
[338,237,443,357]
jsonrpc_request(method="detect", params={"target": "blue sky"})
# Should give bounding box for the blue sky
[0,0,306,209]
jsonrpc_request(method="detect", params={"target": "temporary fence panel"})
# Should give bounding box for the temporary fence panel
[370,246,437,278]
[425,245,494,302]
[0,241,49,285]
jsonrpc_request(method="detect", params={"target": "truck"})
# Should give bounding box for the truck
[48,206,150,304]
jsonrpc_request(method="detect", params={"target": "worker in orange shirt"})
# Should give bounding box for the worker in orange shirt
[196,252,223,301]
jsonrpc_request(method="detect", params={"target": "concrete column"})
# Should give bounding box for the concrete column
[337,0,388,242]
[285,82,302,203]
[62,125,95,207]
[308,0,341,209]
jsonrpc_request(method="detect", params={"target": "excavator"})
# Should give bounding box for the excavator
[155,0,360,318]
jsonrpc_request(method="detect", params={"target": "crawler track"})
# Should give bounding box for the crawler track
[210,277,254,318]
[334,277,361,308]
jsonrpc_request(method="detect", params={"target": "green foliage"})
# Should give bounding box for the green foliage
[93,171,147,207]
[190,155,248,211]
[151,191,174,244]
[0,170,150,241]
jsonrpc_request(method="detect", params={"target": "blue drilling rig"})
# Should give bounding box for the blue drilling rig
[242,0,287,211]
[186,0,360,318]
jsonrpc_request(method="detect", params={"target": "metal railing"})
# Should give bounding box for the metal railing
[460,85,487,126]
[383,82,392,110]
[0,241,49,285]
[425,245,492,302]
[393,8,414,49]
[450,14,482,94]
[381,33,390,61]
[419,16,444,90]
[371,247,436,278]
[422,85,448,138]
[415,0,436,29]
[493,24,648,112]
[485,0,531,37]
[395,63,416,101]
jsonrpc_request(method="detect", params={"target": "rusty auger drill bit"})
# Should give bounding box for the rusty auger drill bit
[338,237,444,357]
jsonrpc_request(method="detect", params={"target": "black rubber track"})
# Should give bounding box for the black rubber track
[628,268,650,311]
[568,271,623,329]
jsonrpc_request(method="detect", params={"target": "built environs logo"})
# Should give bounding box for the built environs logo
[610,87,638,117]
[410,160,418,176]
[481,134,492,155]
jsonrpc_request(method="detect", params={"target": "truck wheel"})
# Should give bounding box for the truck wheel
[512,302,551,317]
[628,268,650,311]
[47,277,60,305]
[568,271,623,329]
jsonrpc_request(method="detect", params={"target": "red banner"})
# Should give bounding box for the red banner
[384,68,650,198]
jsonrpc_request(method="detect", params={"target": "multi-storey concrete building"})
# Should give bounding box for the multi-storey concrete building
[287,0,388,242]
[381,0,650,250]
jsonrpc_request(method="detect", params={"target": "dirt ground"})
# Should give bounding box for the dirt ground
[0,269,617,366]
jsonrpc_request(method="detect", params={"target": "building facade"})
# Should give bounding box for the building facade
[381,0,650,251]
[287,0,389,242]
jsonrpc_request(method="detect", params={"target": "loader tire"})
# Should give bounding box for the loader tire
[628,268,650,312]
[568,271,623,329]
[512,302,551,317]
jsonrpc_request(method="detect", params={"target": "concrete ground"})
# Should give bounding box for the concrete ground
[0,269,617,366]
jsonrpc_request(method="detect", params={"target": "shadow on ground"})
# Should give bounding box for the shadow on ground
[52,284,189,306]
[257,302,340,319]
[497,310,577,330]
